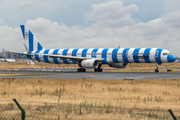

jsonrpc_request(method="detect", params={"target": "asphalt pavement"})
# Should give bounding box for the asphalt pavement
[0,70,179,80]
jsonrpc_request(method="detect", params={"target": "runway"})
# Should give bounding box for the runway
[0,70,180,80]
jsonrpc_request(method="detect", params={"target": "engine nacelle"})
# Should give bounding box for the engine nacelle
[80,59,98,68]
[108,63,128,68]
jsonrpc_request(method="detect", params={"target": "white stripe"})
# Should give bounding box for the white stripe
[161,49,168,63]
[149,48,157,63]
[117,48,124,63]
[77,49,84,57]
[39,49,46,62]
[33,36,37,51]
[96,48,103,58]
[48,49,55,63]
[58,49,64,64]
[25,26,29,50]
[31,51,36,60]
[128,48,135,63]
[67,49,74,64]
[138,48,146,63]
[107,48,114,64]
[86,48,93,58]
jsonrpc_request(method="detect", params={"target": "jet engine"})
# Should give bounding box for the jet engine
[108,63,128,68]
[80,59,98,68]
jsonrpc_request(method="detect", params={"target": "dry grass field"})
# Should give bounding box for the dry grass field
[0,78,180,119]
[1,78,180,110]
[0,62,180,119]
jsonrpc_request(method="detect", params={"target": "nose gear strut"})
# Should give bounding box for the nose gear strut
[155,64,159,73]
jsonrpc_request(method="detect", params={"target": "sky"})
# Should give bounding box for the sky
[0,0,180,56]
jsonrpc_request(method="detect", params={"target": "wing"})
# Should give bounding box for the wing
[37,53,104,62]
[8,52,104,62]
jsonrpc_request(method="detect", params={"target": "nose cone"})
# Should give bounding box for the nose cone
[167,55,176,62]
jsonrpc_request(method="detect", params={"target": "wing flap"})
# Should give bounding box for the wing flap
[37,54,104,62]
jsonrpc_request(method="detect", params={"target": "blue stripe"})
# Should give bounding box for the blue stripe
[91,48,98,58]
[133,48,141,63]
[27,55,31,59]
[155,48,163,64]
[112,48,119,63]
[27,53,31,59]
[102,48,109,64]
[72,49,78,56]
[62,49,69,64]
[72,60,77,64]
[122,48,130,63]
[53,49,60,64]
[38,42,43,51]
[43,49,50,63]
[35,50,40,62]
[20,25,25,39]
[29,30,33,52]
[144,48,151,63]
[82,49,88,57]
[72,49,78,64]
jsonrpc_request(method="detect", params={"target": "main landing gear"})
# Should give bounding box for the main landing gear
[154,64,159,73]
[94,68,103,72]
[77,68,86,72]
[76,68,103,72]
[77,64,103,72]
[94,63,103,72]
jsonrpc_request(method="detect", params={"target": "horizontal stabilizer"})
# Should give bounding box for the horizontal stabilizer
[8,52,35,56]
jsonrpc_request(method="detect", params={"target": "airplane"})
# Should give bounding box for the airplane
[12,25,176,73]
[0,58,16,63]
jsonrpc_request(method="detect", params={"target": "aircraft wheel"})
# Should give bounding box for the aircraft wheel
[154,64,159,73]
[94,68,103,72]
[155,69,159,73]
[77,68,86,72]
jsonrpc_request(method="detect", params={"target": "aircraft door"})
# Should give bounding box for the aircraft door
[126,50,130,58]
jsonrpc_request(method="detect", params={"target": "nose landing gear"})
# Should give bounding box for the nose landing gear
[155,64,159,73]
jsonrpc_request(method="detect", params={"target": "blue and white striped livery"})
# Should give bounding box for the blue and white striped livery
[19,25,176,72]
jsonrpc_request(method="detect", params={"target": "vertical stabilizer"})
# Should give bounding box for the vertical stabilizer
[20,25,44,52]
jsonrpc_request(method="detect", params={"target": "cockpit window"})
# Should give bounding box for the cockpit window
[163,53,171,55]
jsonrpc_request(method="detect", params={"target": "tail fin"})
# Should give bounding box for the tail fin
[20,25,44,52]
